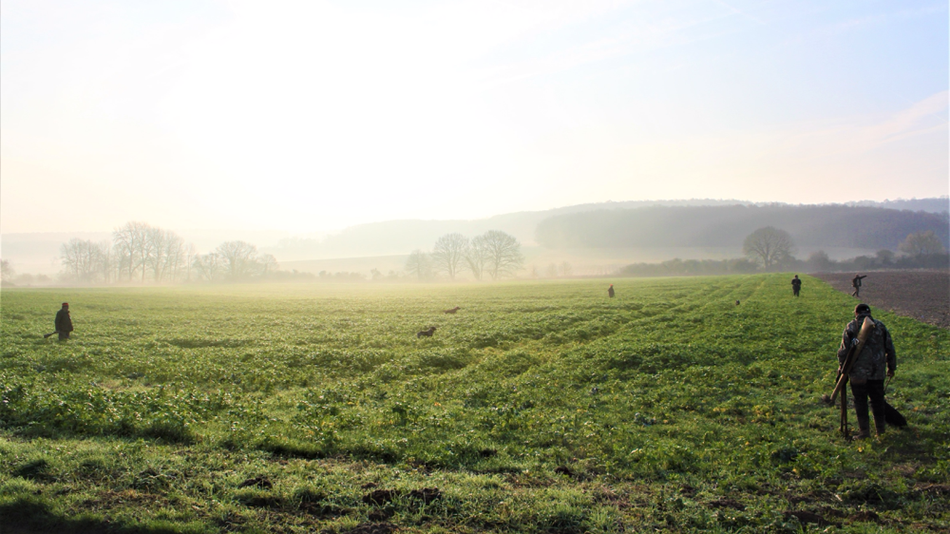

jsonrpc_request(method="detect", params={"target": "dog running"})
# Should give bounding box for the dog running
[443,307,460,314]
[416,326,437,338]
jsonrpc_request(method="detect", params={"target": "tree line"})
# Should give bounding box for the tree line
[536,205,950,250]
[58,222,277,284]
[405,230,524,281]
[740,226,947,270]
[620,228,948,277]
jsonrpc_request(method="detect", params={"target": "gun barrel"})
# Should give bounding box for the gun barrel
[830,317,875,403]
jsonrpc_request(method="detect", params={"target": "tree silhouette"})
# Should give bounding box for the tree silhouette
[899,231,946,256]
[743,227,795,270]
[405,250,433,281]
[480,230,524,280]
[216,241,259,280]
[431,233,468,281]
[60,239,111,283]
[192,253,225,282]
[464,236,489,281]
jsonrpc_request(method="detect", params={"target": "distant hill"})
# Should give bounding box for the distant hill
[264,199,798,260]
[535,204,950,250]
[849,197,948,213]
[271,198,948,260]
[4,198,947,274]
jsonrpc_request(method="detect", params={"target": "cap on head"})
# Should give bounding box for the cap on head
[854,303,870,316]
[62,302,69,307]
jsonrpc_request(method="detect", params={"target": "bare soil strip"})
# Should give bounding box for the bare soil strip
[811,270,950,329]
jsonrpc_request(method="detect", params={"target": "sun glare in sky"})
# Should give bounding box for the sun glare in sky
[1,0,947,233]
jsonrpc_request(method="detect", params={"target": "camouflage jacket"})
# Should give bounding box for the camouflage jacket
[836,314,896,381]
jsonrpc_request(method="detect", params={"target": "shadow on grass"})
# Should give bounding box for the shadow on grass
[0,498,199,534]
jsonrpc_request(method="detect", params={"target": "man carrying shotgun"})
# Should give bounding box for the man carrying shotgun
[836,303,896,440]
[47,302,73,341]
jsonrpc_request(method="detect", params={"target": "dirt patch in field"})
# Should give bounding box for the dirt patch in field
[811,270,949,329]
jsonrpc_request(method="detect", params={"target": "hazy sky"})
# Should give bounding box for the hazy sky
[2,0,947,234]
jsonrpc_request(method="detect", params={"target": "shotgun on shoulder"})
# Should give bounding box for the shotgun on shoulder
[830,316,875,403]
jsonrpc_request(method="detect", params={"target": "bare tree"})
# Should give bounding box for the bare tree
[193,253,225,282]
[405,250,433,281]
[110,222,195,283]
[183,243,199,282]
[97,242,115,284]
[166,234,189,281]
[899,231,946,256]
[431,233,468,281]
[137,226,160,283]
[1,259,13,281]
[559,261,573,277]
[258,254,279,276]
[146,228,186,283]
[113,221,152,282]
[60,239,111,283]
[480,230,524,280]
[743,227,795,271]
[217,241,259,280]
[545,263,558,278]
[463,236,489,281]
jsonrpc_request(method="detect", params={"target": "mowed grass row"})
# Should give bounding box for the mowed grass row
[0,275,948,533]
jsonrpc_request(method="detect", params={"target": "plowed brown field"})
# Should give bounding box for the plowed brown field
[812,270,950,329]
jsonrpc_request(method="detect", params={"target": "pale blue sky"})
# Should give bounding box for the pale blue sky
[1,0,947,233]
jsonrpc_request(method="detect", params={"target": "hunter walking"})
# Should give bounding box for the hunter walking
[791,275,802,297]
[836,303,896,440]
[54,302,73,340]
[851,274,867,297]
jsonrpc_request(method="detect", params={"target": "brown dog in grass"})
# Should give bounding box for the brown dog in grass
[443,307,460,314]
[417,326,437,338]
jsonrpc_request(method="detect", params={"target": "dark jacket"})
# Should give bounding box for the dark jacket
[836,313,896,381]
[55,308,73,333]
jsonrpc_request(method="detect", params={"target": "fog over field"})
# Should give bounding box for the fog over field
[2,3,947,231]
[1,2,947,281]
[1,5,949,531]
[3,198,947,280]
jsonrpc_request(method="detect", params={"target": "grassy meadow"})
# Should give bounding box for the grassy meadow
[1,275,948,533]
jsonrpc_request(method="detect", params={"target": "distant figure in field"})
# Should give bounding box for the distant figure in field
[851,274,867,297]
[50,302,73,340]
[791,275,802,297]
[837,303,896,440]
[443,307,460,314]
[417,326,437,338]
[735,300,740,306]
[607,284,615,298]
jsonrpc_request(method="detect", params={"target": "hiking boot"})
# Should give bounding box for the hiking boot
[874,415,886,437]
[853,412,871,441]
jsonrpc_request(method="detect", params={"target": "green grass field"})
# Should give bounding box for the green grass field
[1,275,948,533]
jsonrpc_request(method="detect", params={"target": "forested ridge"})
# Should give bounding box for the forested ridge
[535,205,950,249]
